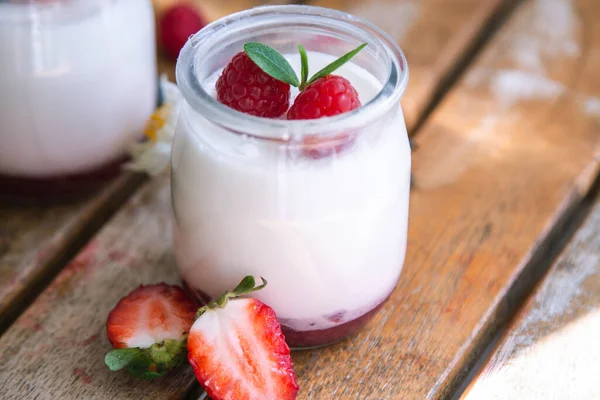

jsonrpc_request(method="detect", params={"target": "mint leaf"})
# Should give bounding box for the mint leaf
[299,44,309,90]
[105,348,145,371]
[307,43,368,85]
[244,42,299,87]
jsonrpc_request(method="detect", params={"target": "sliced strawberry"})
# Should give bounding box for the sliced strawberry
[188,277,299,400]
[105,283,197,379]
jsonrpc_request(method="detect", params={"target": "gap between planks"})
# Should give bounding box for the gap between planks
[410,0,525,136]
[450,176,600,400]
[460,186,600,400]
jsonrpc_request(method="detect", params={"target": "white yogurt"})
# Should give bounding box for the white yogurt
[172,52,411,331]
[0,0,157,177]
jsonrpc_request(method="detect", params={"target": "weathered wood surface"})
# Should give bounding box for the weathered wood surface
[462,197,600,400]
[307,0,516,131]
[0,177,200,400]
[0,174,146,333]
[1,1,600,400]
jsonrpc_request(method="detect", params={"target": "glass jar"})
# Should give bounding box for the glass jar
[0,0,157,202]
[172,5,410,348]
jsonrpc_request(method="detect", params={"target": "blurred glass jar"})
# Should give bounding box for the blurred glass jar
[0,0,157,201]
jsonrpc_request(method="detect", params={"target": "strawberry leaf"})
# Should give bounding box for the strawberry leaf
[298,44,309,90]
[244,42,299,87]
[307,43,367,85]
[105,348,145,371]
[105,342,186,380]
[198,275,268,314]
[232,275,256,293]
[230,275,267,298]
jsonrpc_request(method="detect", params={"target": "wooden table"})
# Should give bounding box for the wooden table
[1,0,599,399]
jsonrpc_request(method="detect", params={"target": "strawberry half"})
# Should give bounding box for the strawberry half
[187,276,299,400]
[105,283,197,379]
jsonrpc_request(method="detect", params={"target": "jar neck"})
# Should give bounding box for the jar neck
[176,5,408,140]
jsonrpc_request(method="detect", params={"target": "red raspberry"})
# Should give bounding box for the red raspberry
[159,4,206,60]
[216,52,290,118]
[287,75,361,120]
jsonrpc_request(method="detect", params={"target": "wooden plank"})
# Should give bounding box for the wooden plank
[1,1,600,400]
[0,173,147,333]
[0,177,199,400]
[306,0,515,131]
[462,197,600,400]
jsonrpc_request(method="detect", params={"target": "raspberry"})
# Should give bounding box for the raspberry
[159,4,206,60]
[216,52,290,118]
[287,75,361,120]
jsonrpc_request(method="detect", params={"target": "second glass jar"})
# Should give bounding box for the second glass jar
[0,0,156,202]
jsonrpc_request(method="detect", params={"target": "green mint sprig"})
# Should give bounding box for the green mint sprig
[244,42,367,91]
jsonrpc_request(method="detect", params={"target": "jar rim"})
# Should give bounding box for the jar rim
[176,5,409,140]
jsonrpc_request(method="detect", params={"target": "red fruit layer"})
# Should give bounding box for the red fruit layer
[182,281,389,349]
[281,299,387,349]
[216,52,290,118]
[296,133,356,160]
[0,157,125,204]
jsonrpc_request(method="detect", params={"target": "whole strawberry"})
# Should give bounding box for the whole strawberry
[159,4,206,60]
[216,52,291,118]
[188,276,299,400]
[105,283,197,379]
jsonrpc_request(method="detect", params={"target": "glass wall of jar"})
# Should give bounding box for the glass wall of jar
[172,5,410,348]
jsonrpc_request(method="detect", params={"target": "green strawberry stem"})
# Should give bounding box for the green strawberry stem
[105,339,187,380]
[196,275,267,319]
[244,42,367,91]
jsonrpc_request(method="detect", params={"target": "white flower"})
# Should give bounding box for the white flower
[124,75,182,176]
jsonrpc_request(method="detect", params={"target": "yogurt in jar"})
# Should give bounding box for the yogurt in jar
[172,51,410,347]
[0,0,157,178]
